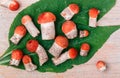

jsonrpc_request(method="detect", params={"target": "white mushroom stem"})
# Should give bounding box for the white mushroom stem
[89,17,97,27]
[65,28,77,39]
[80,50,88,56]
[24,21,40,37]
[61,7,75,20]
[52,51,70,65]
[10,59,20,66]
[99,66,106,72]
[49,42,64,58]
[10,33,23,44]
[40,22,55,40]
[0,0,11,8]
[24,62,37,72]
[36,45,48,66]
[79,31,85,38]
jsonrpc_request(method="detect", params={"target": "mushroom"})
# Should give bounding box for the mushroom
[26,40,48,66]
[79,30,89,38]
[80,43,90,56]
[52,48,78,65]
[21,15,40,37]
[96,61,107,72]
[89,8,100,27]
[49,36,69,58]
[22,55,37,72]
[0,0,20,11]
[37,12,56,40]
[62,21,77,39]
[10,49,23,66]
[61,4,79,20]
[10,25,26,44]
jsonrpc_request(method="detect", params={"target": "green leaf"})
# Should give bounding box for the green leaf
[0,0,119,72]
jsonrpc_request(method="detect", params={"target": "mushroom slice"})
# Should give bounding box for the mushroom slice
[61,4,79,20]
[49,36,69,58]
[37,12,56,40]
[79,30,89,38]
[96,61,107,72]
[62,21,77,39]
[10,49,23,66]
[52,48,78,65]
[22,55,37,72]
[10,25,26,44]
[26,40,48,66]
[80,43,90,56]
[0,0,20,11]
[22,15,40,37]
[89,8,100,27]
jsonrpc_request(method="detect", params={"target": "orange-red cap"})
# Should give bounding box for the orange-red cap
[22,55,32,64]
[81,43,90,51]
[68,48,78,59]
[62,21,76,34]
[9,0,20,11]
[21,15,32,25]
[14,25,26,36]
[69,4,79,14]
[96,61,106,69]
[37,12,56,24]
[55,36,68,48]
[26,40,39,52]
[11,49,23,60]
[89,8,99,18]
[83,30,89,37]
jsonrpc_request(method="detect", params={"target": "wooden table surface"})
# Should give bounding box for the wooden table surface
[0,0,120,78]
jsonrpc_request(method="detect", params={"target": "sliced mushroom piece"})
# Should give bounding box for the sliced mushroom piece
[37,12,56,40]
[61,4,79,20]
[79,30,89,38]
[22,15,40,37]
[22,55,37,72]
[80,43,90,56]
[26,40,48,66]
[0,0,20,11]
[62,21,77,39]
[96,61,107,72]
[10,49,23,66]
[10,25,26,44]
[52,48,78,65]
[89,8,100,27]
[49,36,69,58]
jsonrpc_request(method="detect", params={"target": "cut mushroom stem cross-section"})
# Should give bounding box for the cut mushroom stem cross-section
[80,43,90,56]
[22,15,40,37]
[52,48,78,65]
[22,55,37,72]
[96,61,107,72]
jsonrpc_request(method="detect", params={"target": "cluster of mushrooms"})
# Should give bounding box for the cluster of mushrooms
[0,0,106,72]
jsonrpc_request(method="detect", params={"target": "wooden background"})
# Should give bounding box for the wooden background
[0,0,120,78]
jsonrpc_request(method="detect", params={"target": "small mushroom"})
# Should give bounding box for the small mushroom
[62,21,77,39]
[10,49,23,66]
[10,25,26,44]
[96,61,107,72]
[52,48,78,65]
[49,36,69,58]
[89,8,100,27]
[61,4,79,20]
[22,55,37,72]
[26,40,48,66]
[80,43,90,56]
[37,12,56,40]
[0,0,20,11]
[21,15,40,37]
[79,30,89,38]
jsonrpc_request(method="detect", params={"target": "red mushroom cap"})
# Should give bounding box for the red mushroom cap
[37,12,56,24]
[81,43,90,51]
[89,8,99,18]
[21,15,32,25]
[14,25,27,36]
[22,55,32,64]
[69,4,79,14]
[68,48,78,59]
[62,21,76,34]
[9,0,20,11]
[26,40,39,53]
[55,36,68,48]
[96,61,106,69]
[83,30,89,37]
[11,49,23,60]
